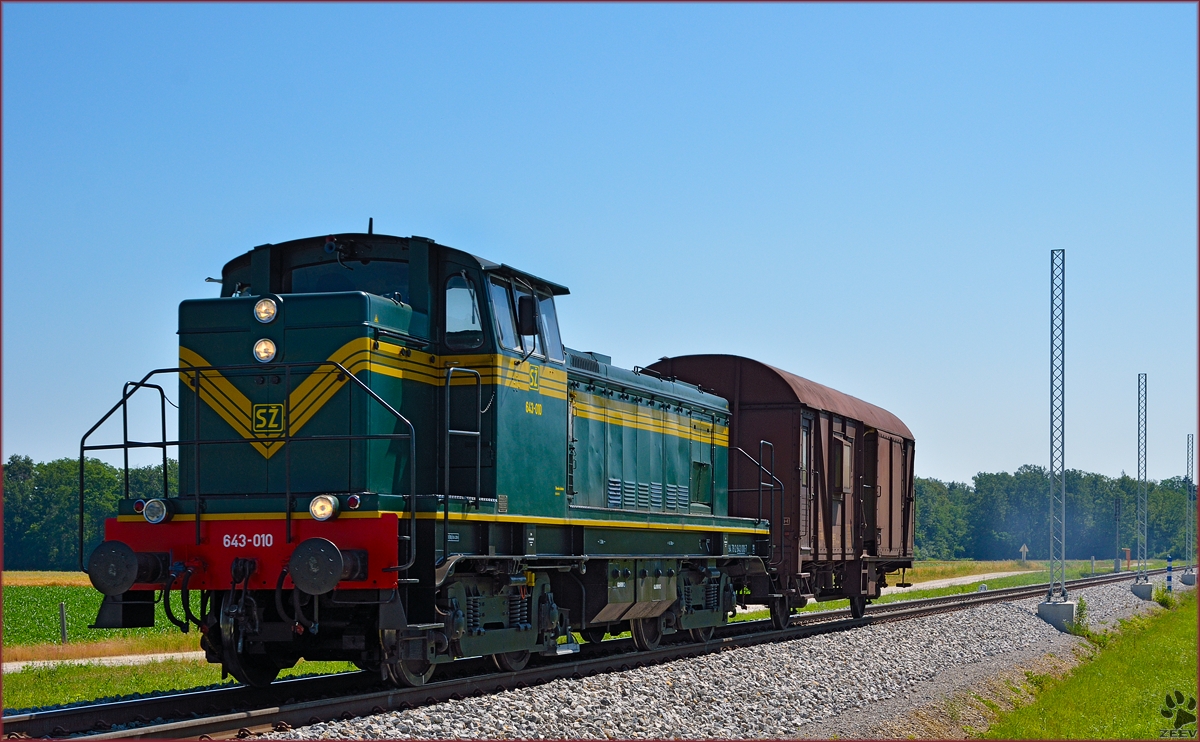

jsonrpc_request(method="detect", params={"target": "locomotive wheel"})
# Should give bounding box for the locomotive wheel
[218,592,280,687]
[688,625,715,642]
[491,650,531,673]
[581,627,607,644]
[388,659,435,687]
[631,616,663,651]
[769,597,792,630]
[849,596,867,619]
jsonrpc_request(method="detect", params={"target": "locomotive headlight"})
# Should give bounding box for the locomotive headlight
[143,498,171,524]
[254,298,277,323]
[309,494,339,521]
[253,338,277,363]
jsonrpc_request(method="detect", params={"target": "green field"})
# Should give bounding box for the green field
[2,659,357,713]
[984,589,1198,738]
[2,585,199,647]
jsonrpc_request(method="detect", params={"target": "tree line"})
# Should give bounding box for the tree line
[3,455,178,571]
[915,465,1194,561]
[1,454,1193,569]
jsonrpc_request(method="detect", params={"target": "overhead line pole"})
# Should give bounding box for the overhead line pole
[1047,249,1066,602]
[1136,373,1148,584]
[1187,434,1194,574]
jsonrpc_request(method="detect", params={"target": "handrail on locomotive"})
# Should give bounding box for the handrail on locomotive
[728,441,787,568]
[441,365,483,566]
[78,360,418,574]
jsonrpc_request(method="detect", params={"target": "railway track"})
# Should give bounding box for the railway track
[3,568,1165,740]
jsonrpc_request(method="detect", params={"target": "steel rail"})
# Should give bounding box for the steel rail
[3,568,1166,740]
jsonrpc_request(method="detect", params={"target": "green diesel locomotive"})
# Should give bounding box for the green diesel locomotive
[82,230,914,687]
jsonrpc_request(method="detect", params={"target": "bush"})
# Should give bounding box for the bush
[1153,583,1177,609]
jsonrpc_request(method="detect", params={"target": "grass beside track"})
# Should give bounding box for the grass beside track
[983,589,1197,739]
[732,561,1167,622]
[1,659,358,714]
[898,559,1038,582]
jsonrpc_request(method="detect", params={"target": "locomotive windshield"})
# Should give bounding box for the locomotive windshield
[287,259,410,302]
[488,275,565,362]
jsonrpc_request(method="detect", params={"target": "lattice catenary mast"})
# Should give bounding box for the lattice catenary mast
[1047,249,1066,601]
[1187,434,1195,573]
[1135,373,1148,584]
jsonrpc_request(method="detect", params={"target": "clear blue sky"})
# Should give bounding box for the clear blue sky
[3,3,1196,484]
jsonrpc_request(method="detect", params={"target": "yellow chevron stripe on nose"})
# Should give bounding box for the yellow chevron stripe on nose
[179,338,572,458]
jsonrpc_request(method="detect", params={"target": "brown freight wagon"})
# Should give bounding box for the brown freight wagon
[647,354,915,622]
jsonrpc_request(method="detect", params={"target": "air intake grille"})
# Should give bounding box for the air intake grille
[568,352,601,373]
[665,483,686,510]
[637,483,651,509]
[607,479,622,508]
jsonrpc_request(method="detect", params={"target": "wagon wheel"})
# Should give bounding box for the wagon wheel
[218,591,280,688]
[631,615,664,651]
[491,650,531,673]
[769,597,792,630]
[581,627,607,644]
[848,596,868,619]
[388,659,436,687]
[688,625,715,642]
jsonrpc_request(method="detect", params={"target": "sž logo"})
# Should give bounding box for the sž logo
[1161,691,1198,738]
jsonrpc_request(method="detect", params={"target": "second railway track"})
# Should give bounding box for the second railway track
[3,568,1163,740]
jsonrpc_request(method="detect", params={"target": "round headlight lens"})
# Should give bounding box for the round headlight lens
[253,338,277,363]
[254,298,277,323]
[309,494,339,521]
[143,498,171,524]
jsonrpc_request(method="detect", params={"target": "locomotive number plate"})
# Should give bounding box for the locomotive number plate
[223,533,275,548]
[253,404,284,433]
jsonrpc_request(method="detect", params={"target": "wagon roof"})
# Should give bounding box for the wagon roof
[651,354,913,440]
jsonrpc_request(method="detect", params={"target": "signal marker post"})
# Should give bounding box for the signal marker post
[1038,249,1076,631]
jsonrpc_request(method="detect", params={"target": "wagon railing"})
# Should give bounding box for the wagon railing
[78,360,418,573]
[729,441,786,567]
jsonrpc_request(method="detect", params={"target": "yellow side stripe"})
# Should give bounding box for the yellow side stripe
[116,511,384,522]
[181,338,716,457]
[117,509,767,534]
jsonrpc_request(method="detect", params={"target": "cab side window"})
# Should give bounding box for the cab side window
[488,277,521,351]
[512,285,544,358]
[537,293,565,362]
[445,274,483,350]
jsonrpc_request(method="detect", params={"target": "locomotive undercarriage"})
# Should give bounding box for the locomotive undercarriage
[179,554,750,687]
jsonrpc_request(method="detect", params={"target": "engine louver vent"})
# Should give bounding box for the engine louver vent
[607,478,622,508]
[568,352,601,373]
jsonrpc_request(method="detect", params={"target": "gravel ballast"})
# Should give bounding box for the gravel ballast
[271,575,1188,740]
